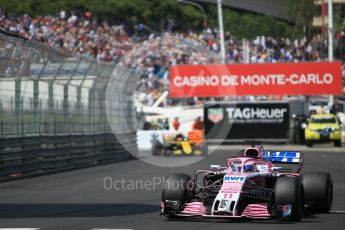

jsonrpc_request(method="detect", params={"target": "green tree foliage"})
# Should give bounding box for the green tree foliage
[333,4,345,33]
[285,0,317,38]
[207,7,294,39]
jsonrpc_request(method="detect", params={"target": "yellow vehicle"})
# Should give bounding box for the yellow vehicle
[152,131,208,156]
[305,114,342,147]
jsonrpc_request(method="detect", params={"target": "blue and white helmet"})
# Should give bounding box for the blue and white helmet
[243,163,256,172]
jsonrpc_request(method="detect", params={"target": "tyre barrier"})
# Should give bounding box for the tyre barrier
[0,133,135,181]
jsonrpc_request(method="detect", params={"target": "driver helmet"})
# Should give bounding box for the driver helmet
[243,163,256,172]
[175,133,184,141]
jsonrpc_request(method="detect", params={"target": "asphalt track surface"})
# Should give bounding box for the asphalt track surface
[0,145,345,230]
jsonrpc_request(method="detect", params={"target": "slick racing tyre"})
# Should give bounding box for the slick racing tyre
[306,141,313,147]
[162,173,192,205]
[302,172,333,213]
[334,140,342,147]
[274,176,304,221]
[163,150,173,156]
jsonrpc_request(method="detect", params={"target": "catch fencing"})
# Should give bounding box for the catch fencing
[0,32,138,180]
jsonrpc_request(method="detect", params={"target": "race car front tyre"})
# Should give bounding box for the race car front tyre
[334,140,341,147]
[306,141,313,147]
[274,176,304,221]
[161,174,192,217]
[302,172,333,213]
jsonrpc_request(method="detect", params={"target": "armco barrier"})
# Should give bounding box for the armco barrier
[0,133,135,181]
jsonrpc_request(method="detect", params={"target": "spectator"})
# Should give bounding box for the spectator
[330,99,343,115]
[1,10,344,108]
[143,119,152,130]
[192,117,203,130]
[164,118,169,130]
[157,118,165,130]
[172,117,180,131]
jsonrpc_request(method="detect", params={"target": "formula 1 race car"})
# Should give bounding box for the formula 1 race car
[152,131,208,156]
[161,144,333,221]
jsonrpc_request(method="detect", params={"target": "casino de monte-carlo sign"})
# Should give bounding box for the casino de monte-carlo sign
[170,62,343,98]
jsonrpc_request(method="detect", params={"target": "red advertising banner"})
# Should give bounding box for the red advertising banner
[170,62,343,98]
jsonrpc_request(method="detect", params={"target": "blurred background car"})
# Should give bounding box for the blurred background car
[305,113,342,147]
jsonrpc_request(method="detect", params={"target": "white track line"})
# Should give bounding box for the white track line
[92,229,133,230]
[0,229,40,230]
[330,211,345,214]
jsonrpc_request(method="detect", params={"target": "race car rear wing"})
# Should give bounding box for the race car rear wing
[262,151,304,172]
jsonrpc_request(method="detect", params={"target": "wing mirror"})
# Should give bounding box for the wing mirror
[271,167,282,171]
[210,165,227,170]
[210,165,221,170]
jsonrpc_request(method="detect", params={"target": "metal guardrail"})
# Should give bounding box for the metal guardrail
[0,132,136,181]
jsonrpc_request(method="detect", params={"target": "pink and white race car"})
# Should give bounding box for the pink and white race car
[161,144,333,221]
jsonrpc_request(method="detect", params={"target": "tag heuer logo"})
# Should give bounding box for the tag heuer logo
[208,108,224,123]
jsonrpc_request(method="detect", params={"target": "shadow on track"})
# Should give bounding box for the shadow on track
[165,218,323,224]
[0,203,158,218]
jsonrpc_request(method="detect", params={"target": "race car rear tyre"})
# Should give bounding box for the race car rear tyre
[334,140,341,147]
[163,150,173,156]
[152,148,162,156]
[274,176,304,221]
[161,173,192,205]
[302,172,333,213]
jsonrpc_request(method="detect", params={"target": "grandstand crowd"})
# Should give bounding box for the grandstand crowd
[1,9,345,106]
